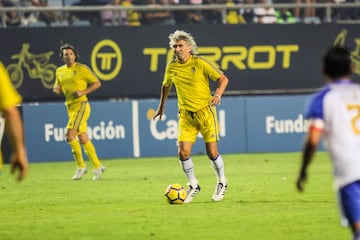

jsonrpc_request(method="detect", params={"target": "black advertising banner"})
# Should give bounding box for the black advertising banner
[0,24,359,102]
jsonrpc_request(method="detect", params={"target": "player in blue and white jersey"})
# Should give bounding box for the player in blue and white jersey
[296,46,360,240]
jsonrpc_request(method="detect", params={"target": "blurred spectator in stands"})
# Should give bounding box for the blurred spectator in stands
[292,0,303,21]
[187,0,204,23]
[274,0,297,23]
[71,0,109,25]
[0,0,22,27]
[171,0,203,24]
[141,0,175,25]
[332,0,360,21]
[121,0,141,25]
[202,0,223,24]
[225,0,246,24]
[253,0,276,23]
[170,0,188,24]
[293,0,320,23]
[240,0,256,23]
[30,0,57,25]
[315,0,332,22]
[101,0,122,25]
[275,7,297,23]
[184,0,205,24]
[17,0,38,26]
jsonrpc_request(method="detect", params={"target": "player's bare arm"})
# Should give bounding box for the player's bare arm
[153,84,172,120]
[209,74,229,106]
[3,106,29,181]
[73,80,101,98]
[296,127,322,192]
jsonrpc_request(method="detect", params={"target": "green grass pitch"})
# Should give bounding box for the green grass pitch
[0,152,350,240]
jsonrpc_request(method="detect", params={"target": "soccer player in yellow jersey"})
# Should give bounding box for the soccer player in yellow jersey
[0,61,29,181]
[153,30,229,203]
[54,43,105,181]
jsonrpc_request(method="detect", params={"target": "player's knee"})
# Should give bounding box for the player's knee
[78,134,89,145]
[66,129,78,142]
[207,151,219,160]
[66,136,75,142]
[178,149,191,160]
[78,137,89,145]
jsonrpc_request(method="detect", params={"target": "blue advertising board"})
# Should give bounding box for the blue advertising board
[137,97,247,157]
[22,101,134,162]
[22,95,312,162]
[137,99,179,157]
[246,95,309,152]
[215,97,247,154]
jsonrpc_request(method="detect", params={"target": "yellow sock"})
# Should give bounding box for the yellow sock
[68,139,86,168]
[83,141,101,169]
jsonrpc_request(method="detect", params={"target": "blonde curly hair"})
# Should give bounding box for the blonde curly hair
[168,30,199,55]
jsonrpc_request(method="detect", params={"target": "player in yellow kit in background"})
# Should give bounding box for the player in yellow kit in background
[0,61,29,181]
[53,43,105,181]
[153,30,229,203]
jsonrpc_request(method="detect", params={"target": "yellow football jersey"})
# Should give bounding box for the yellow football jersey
[0,61,22,110]
[0,61,22,168]
[163,55,223,112]
[55,63,99,105]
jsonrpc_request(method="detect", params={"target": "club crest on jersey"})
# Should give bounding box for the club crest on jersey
[191,67,195,74]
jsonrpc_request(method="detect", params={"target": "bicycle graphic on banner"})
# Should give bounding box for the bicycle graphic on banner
[6,43,57,89]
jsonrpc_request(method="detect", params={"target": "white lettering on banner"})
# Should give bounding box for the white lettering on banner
[150,110,226,140]
[44,121,125,142]
[265,114,309,134]
[45,124,66,142]
[150,114,178,140]
[88,121,125,140]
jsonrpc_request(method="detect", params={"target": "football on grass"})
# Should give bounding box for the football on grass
[164,183,187,204]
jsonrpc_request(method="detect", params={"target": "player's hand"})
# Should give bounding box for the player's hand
[53,86,62,95]
[152,107,164,120]
[73,91,83,98]
[209,95,221,106]
[10,152,29,181]
[296,172,307,192]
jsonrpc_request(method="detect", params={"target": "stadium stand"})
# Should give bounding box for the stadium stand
[0,0,359,27]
